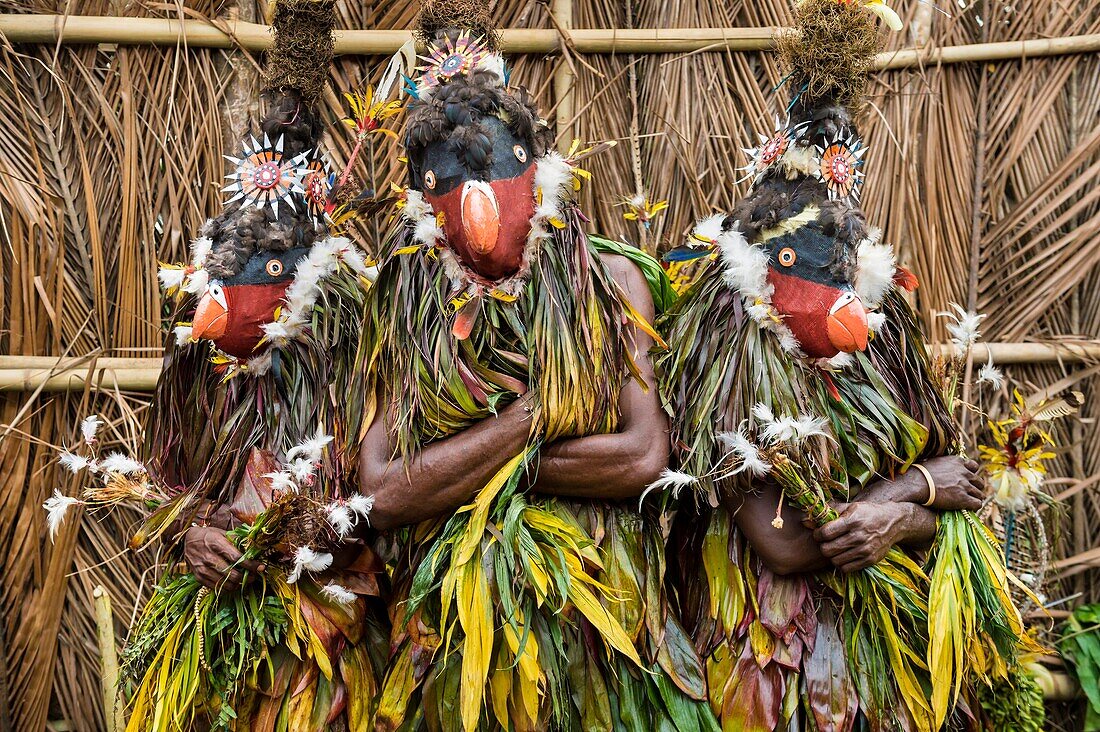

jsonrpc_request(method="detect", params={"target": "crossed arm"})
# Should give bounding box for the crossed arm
[359,253,669,530]
[731,455,987,576]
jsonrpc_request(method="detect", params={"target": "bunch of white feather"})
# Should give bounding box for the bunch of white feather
[46,415,162,541]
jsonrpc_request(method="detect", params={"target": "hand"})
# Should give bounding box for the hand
[183,525,264,591]
[812,502,913,573]
[914,456,985,512]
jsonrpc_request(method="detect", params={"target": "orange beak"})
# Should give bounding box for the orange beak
[826,292,869,353]
[192,290,228,341]
[461,181,500,255]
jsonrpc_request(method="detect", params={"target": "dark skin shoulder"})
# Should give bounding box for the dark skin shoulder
[731,455,986,576]
[358,251,669,529]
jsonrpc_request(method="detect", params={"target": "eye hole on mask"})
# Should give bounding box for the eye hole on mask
[424,170,437,190]
[513,145,528,163]
[266,259,284,277]
[778,247,797,267]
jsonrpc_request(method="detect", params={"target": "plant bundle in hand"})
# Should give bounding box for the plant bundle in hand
[48,418,376,731]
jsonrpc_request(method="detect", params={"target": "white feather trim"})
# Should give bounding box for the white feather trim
[854,234,895,308]
[823,352,855,369]
[173,325,194,345]
[246,350,273,375]
[475,54,507,85]
[190,235,213,268]
[866,312,886,332]
[403,189,434,221]
[181,269,209,295]
[782,145,818,177]
[157,267,187,291]
[691,214,727,245]
[716,226,771,304]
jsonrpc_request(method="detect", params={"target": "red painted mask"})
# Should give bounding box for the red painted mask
[763,223,869,359]
[191,247,310,358]
[412,116,536,284]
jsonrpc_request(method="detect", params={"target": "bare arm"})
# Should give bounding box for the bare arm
[731,457,969,576]
[358,393,535,531]
[531,254,670,500]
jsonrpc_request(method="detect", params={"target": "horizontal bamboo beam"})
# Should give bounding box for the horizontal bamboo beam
[0,341,1096,392]
[3,15,1100,69]
[932,341,1100,365]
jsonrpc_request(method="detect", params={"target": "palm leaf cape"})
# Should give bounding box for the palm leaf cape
[101,2,389,728]
[360,181,715,732]
[656,1,1029,730]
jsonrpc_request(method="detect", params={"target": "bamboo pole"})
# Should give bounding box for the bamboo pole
[3,15,1100,67]
[92,586,122,732]
[0,342,1096,392]
[551,0,575,153]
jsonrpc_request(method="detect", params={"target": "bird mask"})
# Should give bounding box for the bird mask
[191,247,311,358]
[761,220,869,359]
[409,115,536,283]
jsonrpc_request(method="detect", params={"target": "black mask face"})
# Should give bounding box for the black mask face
[408,116,533,194]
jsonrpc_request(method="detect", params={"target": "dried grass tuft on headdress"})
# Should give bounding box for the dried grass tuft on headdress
[415,0,501,52]
[262,0,337,103]
[778,0,883,114]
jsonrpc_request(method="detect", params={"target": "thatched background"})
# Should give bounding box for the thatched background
[0,0,1097,728]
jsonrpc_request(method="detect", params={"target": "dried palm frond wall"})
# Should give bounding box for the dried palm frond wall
[0,0,1098,728]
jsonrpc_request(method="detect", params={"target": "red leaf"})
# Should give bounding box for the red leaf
[803,606,857,732]
[229,448,280,524]
[756,569,810,642]
[721,641,785,731]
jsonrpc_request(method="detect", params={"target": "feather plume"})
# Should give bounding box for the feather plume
[80,415,103,445]
[43,490,82,540]
[639,469,698,508]
[717,430,772,477]
[939,303,986,350]
[320,582,357,605]
[285,427,334,463]
[347,493,375,521]
[326,503,354,538]
[263,471,299,493]
[98,452,146,476]
[289,457,317,482]
[58,451,96,474]
[286,546,333,584]
[977,354,1004,389]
